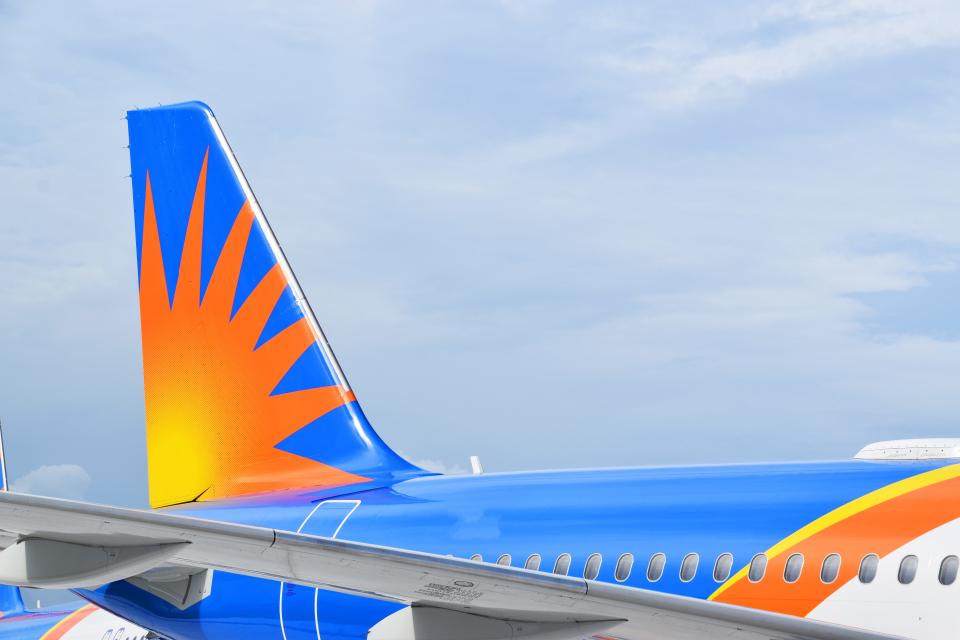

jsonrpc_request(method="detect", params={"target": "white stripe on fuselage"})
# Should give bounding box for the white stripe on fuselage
[809,517,960,639]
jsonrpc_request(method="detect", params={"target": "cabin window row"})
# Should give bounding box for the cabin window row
[469,551,722,582]
[470,552,616,580]
[749,552,960,586]
[469,552,960,586]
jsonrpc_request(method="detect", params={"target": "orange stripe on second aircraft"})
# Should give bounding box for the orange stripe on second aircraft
[39,606,97,640]
[711,466,960,617]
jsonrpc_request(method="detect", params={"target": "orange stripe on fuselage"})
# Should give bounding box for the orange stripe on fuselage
[39,606,97,640]
[712,465,960,617]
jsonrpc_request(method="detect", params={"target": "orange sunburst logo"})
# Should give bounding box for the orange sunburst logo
[139,149,368,508]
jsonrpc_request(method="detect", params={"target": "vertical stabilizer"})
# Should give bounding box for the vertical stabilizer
[127,102,424,508]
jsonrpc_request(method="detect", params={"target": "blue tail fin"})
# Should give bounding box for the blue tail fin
[127,102,426,508]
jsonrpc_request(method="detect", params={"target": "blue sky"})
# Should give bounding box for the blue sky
[1,1,959,506]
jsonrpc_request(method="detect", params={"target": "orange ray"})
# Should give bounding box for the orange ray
[202,202,255,321]
[139,173,169,321]
[230,264,288,351]
[267,387,359,441]
[172,150,208,312]
[253,318,316,387]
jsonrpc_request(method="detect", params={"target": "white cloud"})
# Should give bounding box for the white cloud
[1,1,960,497]
[11,465,92,500]
[591,0,960,109]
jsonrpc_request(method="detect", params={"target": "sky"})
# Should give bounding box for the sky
[1,1,959,507]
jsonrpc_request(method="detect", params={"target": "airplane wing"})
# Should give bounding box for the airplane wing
[0,492,902,640]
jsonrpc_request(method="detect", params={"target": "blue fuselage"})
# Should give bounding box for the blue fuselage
[78,459,950,640]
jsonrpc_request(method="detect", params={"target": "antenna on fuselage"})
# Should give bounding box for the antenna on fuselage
[469,456,484,475]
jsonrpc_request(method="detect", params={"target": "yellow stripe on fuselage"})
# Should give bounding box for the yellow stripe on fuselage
[709,462,960,600]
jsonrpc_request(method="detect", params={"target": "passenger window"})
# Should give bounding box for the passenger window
[524,554,541,571]
[583,553,602,580]
[497,554,512,566]
[859,554,879,583]
[748,553,767,582]
[470,554,482,562]
[941,556,959,586]
[553,553,572,576]
[647,553,666,582]
[713,553,733,582]
[898,555,918,584]
[615,553,634,582]
[820,553,841,584]
[784,554,803,583]
[679,553,699,582]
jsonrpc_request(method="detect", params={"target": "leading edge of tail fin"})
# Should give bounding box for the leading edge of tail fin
[127,102,424,508]
[0,418,8,493]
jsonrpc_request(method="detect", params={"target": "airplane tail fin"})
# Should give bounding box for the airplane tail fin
[126,102,424,509]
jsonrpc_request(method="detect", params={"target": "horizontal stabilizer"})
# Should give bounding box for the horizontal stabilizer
[855,439,960,460]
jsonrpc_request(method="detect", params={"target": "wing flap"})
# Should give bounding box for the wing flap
[0,538,188,588]
[0,492,903,640]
